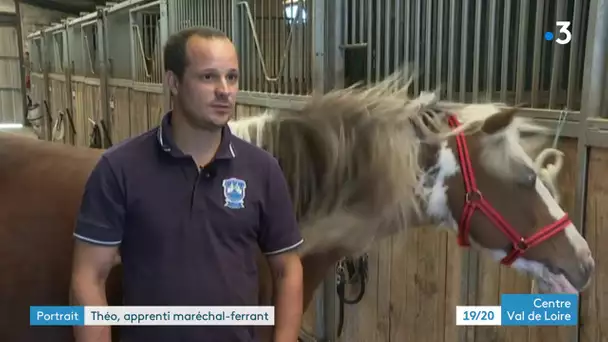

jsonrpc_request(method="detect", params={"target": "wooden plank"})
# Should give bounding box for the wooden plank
[236,104,266,119]
[30,75,45,108]
[579,147,608,342]
[376,238,391,342]
[407,228,449,341]
[146,93,164,129]
[340,244,380,341]
[472,250,500,342]
[72,81,87,147]
[83,83,102,146]
[445,235,466,342]
[129,90,149,137]
[497,267,531,342]
[108,86,131,144]
[85,83,102,123]
[49,78,68,143]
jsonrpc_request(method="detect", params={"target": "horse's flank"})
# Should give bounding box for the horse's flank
[0,134,122,342]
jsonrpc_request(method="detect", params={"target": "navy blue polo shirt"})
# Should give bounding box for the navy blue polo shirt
[73,112,303,342]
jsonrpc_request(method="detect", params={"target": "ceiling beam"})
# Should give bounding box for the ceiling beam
[17,0,98,15]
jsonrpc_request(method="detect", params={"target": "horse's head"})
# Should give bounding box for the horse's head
[421,104,594,294]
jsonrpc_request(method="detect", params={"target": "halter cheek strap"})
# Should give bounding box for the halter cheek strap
[447,115,572,266]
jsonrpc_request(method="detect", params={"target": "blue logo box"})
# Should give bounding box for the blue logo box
[30,306,85,326]
[500,294,578,326]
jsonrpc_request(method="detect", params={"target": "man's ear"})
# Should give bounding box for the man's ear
[480,104,525,135]
[165,71,179,96]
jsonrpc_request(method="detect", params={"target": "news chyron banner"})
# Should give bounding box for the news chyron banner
[456,294,578,326]
[30,306,274,326]
[30,294,577,327]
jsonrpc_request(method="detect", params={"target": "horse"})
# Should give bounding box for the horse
[0,69,593,342]
[236,70,593,306]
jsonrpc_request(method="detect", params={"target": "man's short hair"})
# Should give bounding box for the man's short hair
[163,26,229,80]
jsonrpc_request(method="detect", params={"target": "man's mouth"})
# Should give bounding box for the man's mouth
[211,104,232,113]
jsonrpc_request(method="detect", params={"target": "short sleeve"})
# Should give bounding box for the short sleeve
[258,157,303,255]
[73,155,126,246]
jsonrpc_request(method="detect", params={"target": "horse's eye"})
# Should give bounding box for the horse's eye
[520,171,537,188]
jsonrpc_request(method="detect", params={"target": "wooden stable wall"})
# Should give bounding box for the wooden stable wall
[336,136,608,342]
[47,74,71,143]
[70,78,101,147]
[29,73,44,112]
[579,145,608,342]
[106,81,164,145]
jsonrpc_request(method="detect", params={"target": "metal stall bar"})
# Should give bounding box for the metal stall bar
[41,28,55,134]
[0,10,25,125]
[97,8,111,148]
[314,1,340,340]
[40,32,51,140]
[129,0,162,88]
[42,23,69,143]
[105,0,147,83]
[567,0,584,110]
[66,12,98,147]
[80,19,98,77]
[67,14,95,78]
[232,0,313,97]
[14,0,28,125]
[24,32,46,135]
[61,19,75,145]
[61,18,77,146]
[159,0,170,112]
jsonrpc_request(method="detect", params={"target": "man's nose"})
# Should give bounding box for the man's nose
[216,79,229,93]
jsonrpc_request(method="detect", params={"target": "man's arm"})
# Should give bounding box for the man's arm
[70,156,126,342]
[266,251,303,342]
[71,242,119,342]
[258,157,304,342]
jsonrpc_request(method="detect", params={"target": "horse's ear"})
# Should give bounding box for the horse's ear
[480,105,524,134]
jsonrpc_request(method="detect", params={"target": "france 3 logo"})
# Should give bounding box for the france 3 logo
[544,21,572,45]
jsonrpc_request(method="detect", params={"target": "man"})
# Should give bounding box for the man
[70,26,304,342]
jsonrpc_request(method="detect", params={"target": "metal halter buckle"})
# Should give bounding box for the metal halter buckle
[465,189,483,203]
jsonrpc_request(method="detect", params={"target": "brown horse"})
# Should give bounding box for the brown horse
[0,70,594,342]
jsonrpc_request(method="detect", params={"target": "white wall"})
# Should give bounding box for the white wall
[0,0,71,123]
[0,0,72,51]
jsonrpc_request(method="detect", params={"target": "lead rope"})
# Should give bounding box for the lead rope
[533,107,568,294]
[336,254,368,338]
[552,109,569,149]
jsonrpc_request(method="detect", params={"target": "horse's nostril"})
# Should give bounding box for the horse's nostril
[581,259,595,280]
[546,263,563,275]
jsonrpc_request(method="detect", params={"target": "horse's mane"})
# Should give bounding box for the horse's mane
[230,68,557,254]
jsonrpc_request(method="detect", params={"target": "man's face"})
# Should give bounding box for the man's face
[171,36,239,131]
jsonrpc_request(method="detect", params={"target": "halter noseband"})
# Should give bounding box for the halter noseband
[447,115,572,266]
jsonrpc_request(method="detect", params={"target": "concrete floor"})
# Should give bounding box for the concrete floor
[0,123,39,139]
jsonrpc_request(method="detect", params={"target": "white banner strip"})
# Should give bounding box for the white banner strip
[84,306,275,326]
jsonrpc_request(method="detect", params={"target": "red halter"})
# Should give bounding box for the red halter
[446,115,572,266]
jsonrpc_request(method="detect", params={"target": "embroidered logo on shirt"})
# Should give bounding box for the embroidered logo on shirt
[222,177,247,209]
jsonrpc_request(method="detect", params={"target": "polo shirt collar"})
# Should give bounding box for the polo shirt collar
[157,111,236,160]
